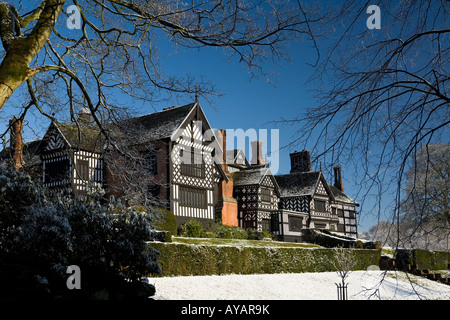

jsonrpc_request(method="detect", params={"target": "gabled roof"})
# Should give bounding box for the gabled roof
[37,103,197,154]
[113,101,228,181]
[116,103,196,143]
[226,149,249,166]
[37,121,103,154]
[275,171,334,200]
[231,165,280,196]
[57,122,103,152]
[329,185,358,205]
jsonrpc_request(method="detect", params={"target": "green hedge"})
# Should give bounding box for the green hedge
[149,242,381,276]
[397,249,450,270]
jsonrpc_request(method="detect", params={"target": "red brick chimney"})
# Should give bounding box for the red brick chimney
[217,129,228,171]
[290,150,312,173]
[334,166,344,192]
[251,140,264,166]
[216,129,238,227]
[9,117,24,171]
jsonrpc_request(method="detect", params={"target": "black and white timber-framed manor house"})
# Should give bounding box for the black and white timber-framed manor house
[272,151,359,241]
[1,102,359,242]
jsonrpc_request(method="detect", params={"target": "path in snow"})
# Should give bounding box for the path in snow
[147,271,450,300]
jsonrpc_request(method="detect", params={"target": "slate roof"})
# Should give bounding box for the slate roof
[55,122,103,152]
[275,171,323,197]
[114,103,196,142]
[0,139,42,167]
[329,185,357,205]
[232,166,266,186]
[35,103,196,154]
[275,171,358,205]
[226,149,249,166]
[231,164,277,186]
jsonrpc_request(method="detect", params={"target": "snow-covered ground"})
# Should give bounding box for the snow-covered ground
[147,271,450,300]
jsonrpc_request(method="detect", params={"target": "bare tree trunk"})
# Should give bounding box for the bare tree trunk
[0,53,29,107]
[0,0,65,109]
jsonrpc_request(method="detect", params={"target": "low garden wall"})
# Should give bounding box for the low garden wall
[149,242,381,276]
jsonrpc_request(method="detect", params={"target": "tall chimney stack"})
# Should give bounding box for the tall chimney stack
[78,107,91,124]
[251,140,264,166]
[216,129,228,171]
[334,166,344,192]
[216,129,238,227]
[290,150,312,173]
[9,117,24,171]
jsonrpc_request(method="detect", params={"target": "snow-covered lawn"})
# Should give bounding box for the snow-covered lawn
[147,271,450,300]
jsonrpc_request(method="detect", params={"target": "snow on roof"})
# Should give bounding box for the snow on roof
[115,103,196,142]
[231,165,271,186]
[329,185,357,205]
[275,171,322,197]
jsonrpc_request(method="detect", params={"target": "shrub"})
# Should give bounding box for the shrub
[0,168,161,299]
[247,229,273,240]
[178,219,206,238]
[204,231,217,238]
[214,225,248,240]
[0,168,45,236]
[178,221,275,240]
[153,208,177,242]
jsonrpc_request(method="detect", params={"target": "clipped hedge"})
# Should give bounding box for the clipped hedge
[149,242,381,276]
[153,208,177,242]
[414,249,450,270]
[395,249,450,270]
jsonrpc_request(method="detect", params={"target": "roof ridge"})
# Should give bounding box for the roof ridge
[275,171,320,177]
[127,102,196,121]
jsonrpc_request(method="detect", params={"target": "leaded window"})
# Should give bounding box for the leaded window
[45,158,70,183]
[289,216,303,232]
[180,186,207,208]
[75,159,89,181]
[314,200,327,212]
[260,187,271,202]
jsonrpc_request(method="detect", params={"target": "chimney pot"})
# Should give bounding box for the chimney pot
[78,107,91,123]
[334,166,344,192]
[216,129,228,171]
[290,150,312,173]
[251,140,264,166]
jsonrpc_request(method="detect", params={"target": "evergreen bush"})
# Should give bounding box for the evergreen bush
[178,219,206,238]
[153,208,177,242]
[246,229,273,240]
[214,224,248,240]
[177,219,274,240]
[0,168,161,299]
